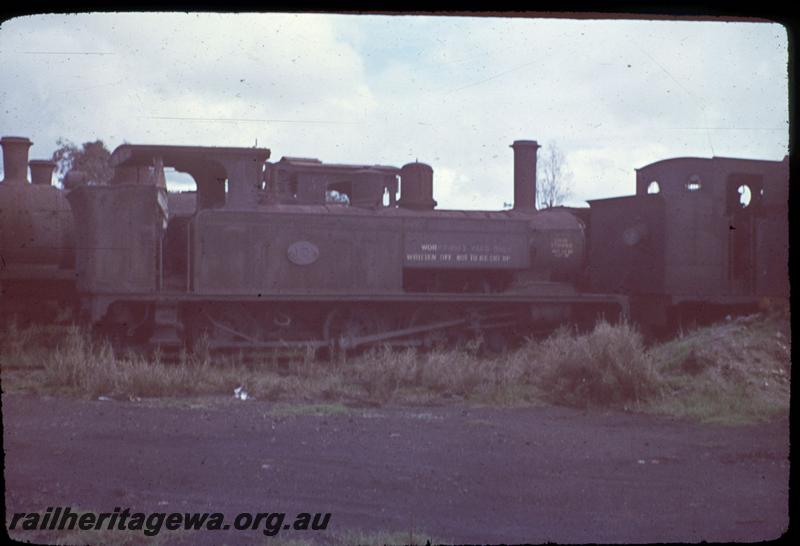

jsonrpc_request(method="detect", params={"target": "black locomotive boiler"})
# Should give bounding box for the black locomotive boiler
[64,139,624,353]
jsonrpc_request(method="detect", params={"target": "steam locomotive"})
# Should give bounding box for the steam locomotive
[0,134,788,353]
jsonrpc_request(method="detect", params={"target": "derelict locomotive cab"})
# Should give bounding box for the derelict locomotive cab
[66,145,267,331]
[108,144,271,292]
[588,155,788,329]
[632,156,788,303]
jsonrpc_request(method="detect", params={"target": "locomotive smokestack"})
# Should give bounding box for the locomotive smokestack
[511,140,540,211]
[1,136,33,184]
[29,160,56,186]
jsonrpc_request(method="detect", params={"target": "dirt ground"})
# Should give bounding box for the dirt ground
[2,392,789,545]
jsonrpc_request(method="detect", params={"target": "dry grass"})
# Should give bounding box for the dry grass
[0,312,790,424]
[344,342,523,405]
[0,318,68,370]
[533,321,660,408]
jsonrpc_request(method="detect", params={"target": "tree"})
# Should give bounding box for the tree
[537,143,572,209]
[51,138,113,186]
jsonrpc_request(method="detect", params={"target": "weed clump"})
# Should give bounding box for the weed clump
[0,319,70,370]
[534,321,659,408]
[42,326,219,398]
[342,333,546,406]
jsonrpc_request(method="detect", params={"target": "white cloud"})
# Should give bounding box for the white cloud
[0,13,788,207]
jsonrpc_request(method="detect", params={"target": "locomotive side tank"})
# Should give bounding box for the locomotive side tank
[0,136,75,322]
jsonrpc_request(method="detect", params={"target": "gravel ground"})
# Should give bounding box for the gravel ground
[3,393,789,544]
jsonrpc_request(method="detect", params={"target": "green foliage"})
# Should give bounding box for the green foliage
[51,137,113,185]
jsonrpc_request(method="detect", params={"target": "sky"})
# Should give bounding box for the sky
[0,12,789,209]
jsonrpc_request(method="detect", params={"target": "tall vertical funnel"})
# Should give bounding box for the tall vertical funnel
[29,159,56,186]
[511,140,540,211]
[1,136,33,184]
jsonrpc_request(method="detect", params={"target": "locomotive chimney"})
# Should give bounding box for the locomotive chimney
[510,140,540,211]
[1,136,33,185]
[29,159,56,186]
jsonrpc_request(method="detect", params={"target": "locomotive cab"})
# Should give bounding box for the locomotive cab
[588,155,789,329]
